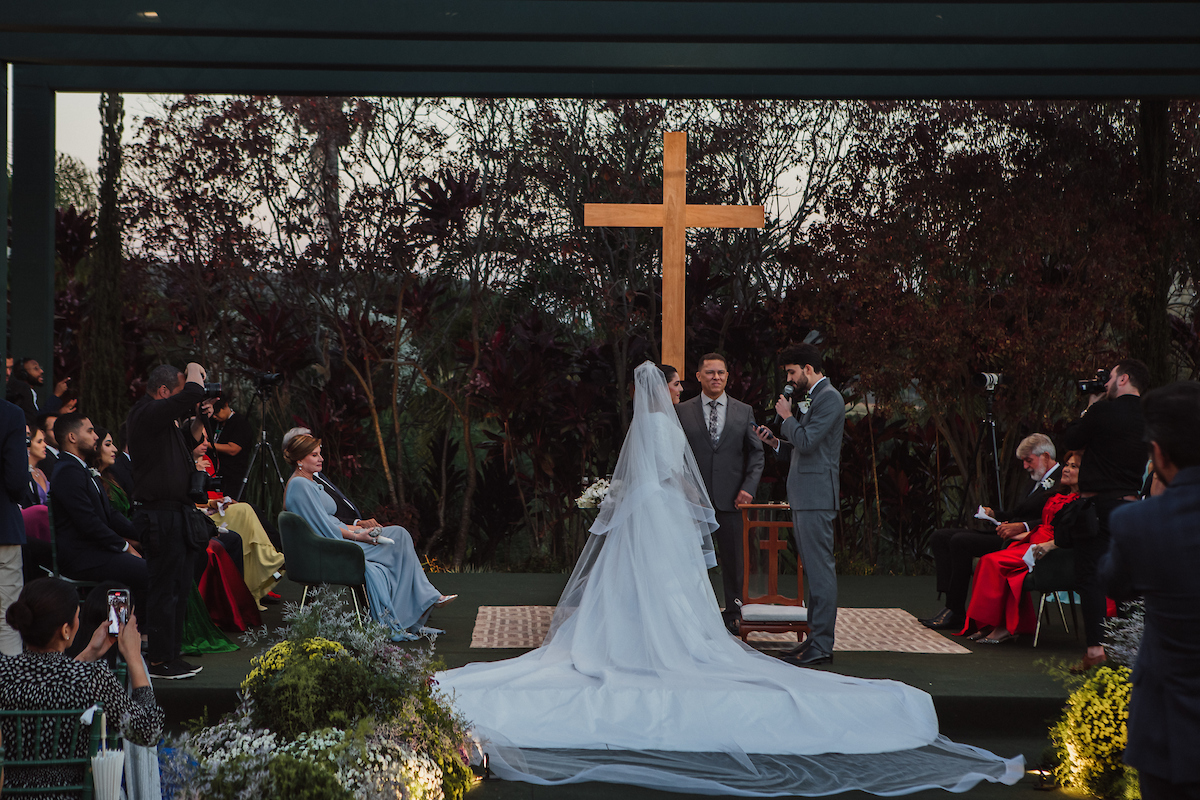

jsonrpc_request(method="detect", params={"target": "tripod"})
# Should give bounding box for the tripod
[953,389,1005,526]
[236,385,287,509]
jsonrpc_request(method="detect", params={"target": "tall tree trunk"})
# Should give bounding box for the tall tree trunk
[1136,99,1172,386]
[452,275,483,569]
[80,93,127,430]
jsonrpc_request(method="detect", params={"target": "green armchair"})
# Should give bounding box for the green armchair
[277,511,370,622]
[0,703,117,799]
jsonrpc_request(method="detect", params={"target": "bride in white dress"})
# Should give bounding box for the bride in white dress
[436,362,1022,795]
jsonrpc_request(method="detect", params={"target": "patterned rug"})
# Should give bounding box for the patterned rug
[469,606,969,654]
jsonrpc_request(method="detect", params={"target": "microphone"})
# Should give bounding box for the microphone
[771,383,796,425]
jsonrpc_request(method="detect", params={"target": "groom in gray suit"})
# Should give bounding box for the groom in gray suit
[756,343,843,666]
[677,353,765,630]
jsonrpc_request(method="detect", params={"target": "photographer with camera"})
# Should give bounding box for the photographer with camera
[126,362,211,680]
[1059,359,1149,674]
[204,394,253,491]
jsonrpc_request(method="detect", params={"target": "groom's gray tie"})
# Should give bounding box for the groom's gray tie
[708,399,720,447]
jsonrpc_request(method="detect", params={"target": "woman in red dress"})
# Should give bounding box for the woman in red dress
[963,452,1081,643]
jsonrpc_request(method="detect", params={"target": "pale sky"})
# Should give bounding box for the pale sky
[5,67,157,176]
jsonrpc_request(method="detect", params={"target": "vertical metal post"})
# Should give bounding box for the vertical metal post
[9,66,57,400]
[1,64,10,365]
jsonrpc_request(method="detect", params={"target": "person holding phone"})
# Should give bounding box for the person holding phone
[1,577,164,792]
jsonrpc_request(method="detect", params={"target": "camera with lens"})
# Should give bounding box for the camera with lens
[1077,368,1109,396]
[202,381,223,399]
[188,470,223,503]
[972,372,1009,392]
[255,372,284,390]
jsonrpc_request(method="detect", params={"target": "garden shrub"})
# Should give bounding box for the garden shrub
[1050,666,1138,799]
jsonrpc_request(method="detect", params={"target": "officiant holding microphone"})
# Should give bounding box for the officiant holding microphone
[755,344,844,667]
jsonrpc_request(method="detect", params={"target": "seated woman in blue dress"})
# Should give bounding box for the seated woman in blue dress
[282,433,454,641]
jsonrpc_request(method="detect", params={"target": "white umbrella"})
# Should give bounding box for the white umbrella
[91,713,125,800]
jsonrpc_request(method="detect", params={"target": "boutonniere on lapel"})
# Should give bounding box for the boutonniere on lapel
[798,393,813,415]
[1039,475,1054,491]
[89,468,102,480]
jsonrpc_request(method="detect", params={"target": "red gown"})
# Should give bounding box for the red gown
[964,492,1077,635]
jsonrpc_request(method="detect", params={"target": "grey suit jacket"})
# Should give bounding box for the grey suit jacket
[677,394,765,513]
[1101,465,1200,783]
[777,379,844,511]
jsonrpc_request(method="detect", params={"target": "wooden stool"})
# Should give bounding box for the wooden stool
[737,503,810,642]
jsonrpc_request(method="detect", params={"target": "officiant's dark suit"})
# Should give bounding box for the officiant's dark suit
[1100,382,1200,799]
[50,448,148,612]
[677,356,764,624]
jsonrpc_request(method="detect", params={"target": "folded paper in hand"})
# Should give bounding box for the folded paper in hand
[376,535,395,545]
[974,506,1000,525]
[1021,546,1037,572]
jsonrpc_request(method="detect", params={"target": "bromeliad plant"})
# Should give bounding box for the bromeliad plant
[163,588,474,800]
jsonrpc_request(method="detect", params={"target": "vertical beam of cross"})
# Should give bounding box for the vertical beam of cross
[584,131,764,373]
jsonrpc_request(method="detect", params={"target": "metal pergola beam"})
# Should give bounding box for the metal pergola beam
[4,2,1199,42]
[8,67,57,394]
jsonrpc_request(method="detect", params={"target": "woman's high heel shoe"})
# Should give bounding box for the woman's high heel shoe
[434,594,458,608]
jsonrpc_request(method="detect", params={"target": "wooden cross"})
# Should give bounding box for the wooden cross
[583,131,764,372]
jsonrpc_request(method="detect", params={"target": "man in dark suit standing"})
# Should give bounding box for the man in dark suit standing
[49,413,148,612]
[0,399,29,656]
[919,433,1063,632]
[677,353,765,631]
[756,344,843,666]
[1101,381,1200,800]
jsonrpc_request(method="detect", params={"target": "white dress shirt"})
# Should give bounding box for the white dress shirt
[703,392,727,442]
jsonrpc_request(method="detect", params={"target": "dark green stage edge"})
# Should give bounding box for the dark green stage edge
[161,572,1081,799]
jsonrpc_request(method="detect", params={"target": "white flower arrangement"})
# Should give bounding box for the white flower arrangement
[175,718,445,800]
[575,479,610,509]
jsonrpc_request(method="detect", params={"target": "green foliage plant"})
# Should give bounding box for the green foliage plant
[1049,666,1138,799]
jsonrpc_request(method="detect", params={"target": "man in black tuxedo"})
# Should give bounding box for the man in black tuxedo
[6,357,70,427]
[49,413,148,612]
[921,433,1062,631]
[676,354,765,629]
[0,399,29,656]
[1101,381,1200,800]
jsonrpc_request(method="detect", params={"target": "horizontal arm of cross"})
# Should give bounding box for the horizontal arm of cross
[583,203,763,229]
[583,204,665,227]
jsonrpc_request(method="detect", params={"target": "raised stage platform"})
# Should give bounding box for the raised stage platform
[157,572,1081,799]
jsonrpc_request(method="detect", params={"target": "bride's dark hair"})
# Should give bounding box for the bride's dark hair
[656,364,678,382]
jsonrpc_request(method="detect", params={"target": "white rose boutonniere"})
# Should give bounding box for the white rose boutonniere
[798,395,813,415]
[1039,475,1055,491]
[89,467,103,480]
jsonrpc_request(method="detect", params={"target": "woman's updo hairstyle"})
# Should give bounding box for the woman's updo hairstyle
[5,577,80,649]
[284,434,321,465]
[657,364,678,383]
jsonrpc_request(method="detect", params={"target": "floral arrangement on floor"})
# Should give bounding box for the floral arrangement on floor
[1049,665,1137,799]
[161,588,474,800]
[575,478,610,508]
[1040,601,1144,799]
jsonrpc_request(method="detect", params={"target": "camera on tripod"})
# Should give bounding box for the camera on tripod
[255,372,284,390]
[972,372,1009,392]
[1076,369,1109,396]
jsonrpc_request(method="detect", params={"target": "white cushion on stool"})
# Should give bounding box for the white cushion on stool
[740,604,808,622]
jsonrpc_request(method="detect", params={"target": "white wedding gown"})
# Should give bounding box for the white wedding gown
[436,362,1023,795]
